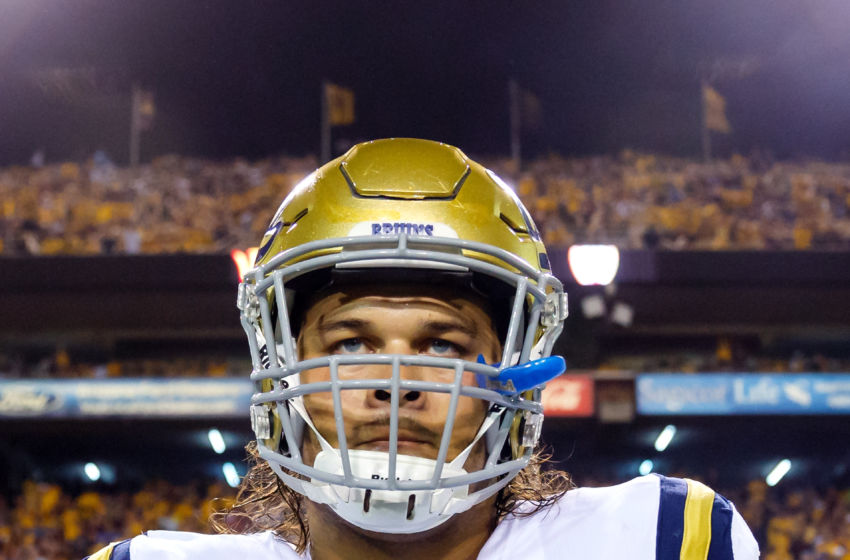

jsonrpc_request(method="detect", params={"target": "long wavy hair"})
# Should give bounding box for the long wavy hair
[210,441,574,553]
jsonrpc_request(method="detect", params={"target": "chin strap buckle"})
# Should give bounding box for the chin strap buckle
[521,411,544,447]
[237,282,261,321]
[251,404,271,439]
[541,292,568,328]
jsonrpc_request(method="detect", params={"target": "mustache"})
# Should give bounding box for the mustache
[351,415,442,442]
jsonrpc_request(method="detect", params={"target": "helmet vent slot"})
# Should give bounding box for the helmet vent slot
[282,208,308,228]
[363,489,372,513]
[499,212,529,235]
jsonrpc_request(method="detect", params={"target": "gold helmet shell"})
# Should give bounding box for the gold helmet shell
[254,138,550,276]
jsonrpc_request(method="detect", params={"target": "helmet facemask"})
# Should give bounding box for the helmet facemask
[238,232,567,534]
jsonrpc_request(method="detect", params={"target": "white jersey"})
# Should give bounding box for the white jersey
[86,475,759,560]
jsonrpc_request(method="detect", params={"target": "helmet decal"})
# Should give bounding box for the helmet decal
[346,221,459,238]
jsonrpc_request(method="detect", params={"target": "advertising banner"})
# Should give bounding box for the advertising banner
[637,373,850,415]
[0,378,253,419]
[542,374,595,417]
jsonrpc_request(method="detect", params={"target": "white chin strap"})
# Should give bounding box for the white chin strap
[289,396,505,534]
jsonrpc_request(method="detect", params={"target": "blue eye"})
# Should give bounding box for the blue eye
[337,338,365,354]
[428,339,455,355]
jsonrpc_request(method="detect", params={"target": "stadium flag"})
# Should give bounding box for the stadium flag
[702,84,730,134]
[324,82,355,126]
[321,81,355,163]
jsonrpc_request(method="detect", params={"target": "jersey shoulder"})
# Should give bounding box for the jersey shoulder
[479,476,662,559]
[478,475,759,560]
[84,531,301,560]
[653,474,759,560]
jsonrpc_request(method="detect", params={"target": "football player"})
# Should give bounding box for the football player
[87,138,759,559]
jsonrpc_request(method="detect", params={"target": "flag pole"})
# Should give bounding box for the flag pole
[509,79,521,173]
[320,81,330,164]
[129,84,140,168]
[701,81,711,163]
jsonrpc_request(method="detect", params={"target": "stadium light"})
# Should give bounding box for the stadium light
[208,428,226,454]
[222,462,240,488]
[639,459,654,476]
[766,459,792,487]
[84,462,101,482]
[568,245,620,286]
[654,425,677,452]
[231,247,259,281]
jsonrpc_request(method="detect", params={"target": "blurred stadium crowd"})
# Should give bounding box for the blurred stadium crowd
[600,339,850,375]
[0,154,314,256]
[515,151,850,250]
[0,479,230,560]
[709,478,850,560]
[2,476,848,559]
[3,150,850,255]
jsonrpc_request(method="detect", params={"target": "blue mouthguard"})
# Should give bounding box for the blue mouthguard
[475,354,567,395]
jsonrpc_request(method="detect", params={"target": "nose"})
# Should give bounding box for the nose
[367,371,426,409]
[373,389,422,403]
[358,338,430,408]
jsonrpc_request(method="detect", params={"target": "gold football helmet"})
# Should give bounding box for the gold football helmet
[237,138,567,533]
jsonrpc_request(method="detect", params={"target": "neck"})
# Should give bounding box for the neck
[305,498,498,560]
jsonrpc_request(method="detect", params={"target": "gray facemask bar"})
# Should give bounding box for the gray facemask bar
[251,354,542,491]
[238,233,565,496]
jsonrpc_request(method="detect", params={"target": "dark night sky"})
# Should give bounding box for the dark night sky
[1,0,849,165]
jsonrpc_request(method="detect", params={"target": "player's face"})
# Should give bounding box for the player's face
[296,284,501,469]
